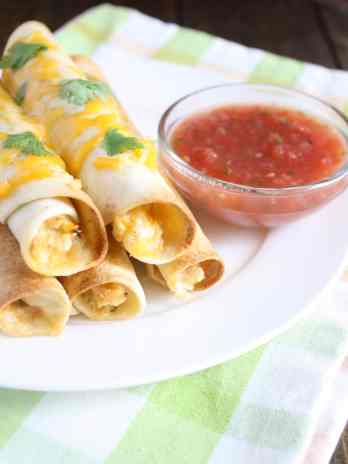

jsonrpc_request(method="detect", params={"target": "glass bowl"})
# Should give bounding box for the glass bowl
[158,83,348,228]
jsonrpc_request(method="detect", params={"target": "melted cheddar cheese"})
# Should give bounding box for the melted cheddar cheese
[94,156,125,171]
[41,99,123,174]
[3,30,156,178]
[94,139,157,172]
[0,145,66,200]
[137,139,157,170]
[0,85,66,199]
[28,55,61,81]
[24,31,56,50]
[0,168,53,199]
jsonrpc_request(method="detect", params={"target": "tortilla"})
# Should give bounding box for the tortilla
[0,224,71,336]
[147,224,224,295]
[61,230,146,320]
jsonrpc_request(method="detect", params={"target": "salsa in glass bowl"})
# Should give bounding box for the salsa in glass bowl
[158,84,348,228]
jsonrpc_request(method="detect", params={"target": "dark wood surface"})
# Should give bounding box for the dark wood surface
[2,0,348,69]
[1,0,348,462]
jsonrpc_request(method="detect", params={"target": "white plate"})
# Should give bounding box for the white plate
[1,45,348,392]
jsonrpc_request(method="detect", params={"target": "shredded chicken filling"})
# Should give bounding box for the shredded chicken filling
[113,205,164,258]
[30,214,81,265]
[174,265,205,294]
[92,283,128,310]
[79,283,128,318]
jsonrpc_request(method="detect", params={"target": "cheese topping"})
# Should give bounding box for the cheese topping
[0,154,65,199]
[93,155,128,171]
[94,139,157,172]
[68,132,104,175]
[0,87,66,199]
[138,139,157,170]
[37,100,123,174]
[0,167,53,198]
[3,31,157,179]
[113,205,164,259]
[24,31,55,49]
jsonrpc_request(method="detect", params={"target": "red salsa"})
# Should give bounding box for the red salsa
[171,105,346,188]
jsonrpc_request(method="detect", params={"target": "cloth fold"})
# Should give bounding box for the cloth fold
[0,4,348,463]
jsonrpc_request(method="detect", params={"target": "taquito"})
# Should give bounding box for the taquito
[0,84,107,276]
[0,224,71,336]
[2,22,195,265]
[61,230,146,320]
[147,224,224,295]
[57,58,147,321]
[74,55,224,295]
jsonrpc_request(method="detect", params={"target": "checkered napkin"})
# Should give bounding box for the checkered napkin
[1,4,348,463]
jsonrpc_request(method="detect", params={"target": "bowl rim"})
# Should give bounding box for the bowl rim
[158,82,348,196]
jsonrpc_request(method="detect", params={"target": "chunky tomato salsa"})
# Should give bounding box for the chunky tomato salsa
[171,105,346,188]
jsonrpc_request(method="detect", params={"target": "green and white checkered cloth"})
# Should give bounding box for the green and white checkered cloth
[1,4,348,463]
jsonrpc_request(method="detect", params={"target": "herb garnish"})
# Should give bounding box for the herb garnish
[59,79,112,106]
[15,82,28,105]
[0,42,48,70]
[3,132,51,156]
[103,128,143,156]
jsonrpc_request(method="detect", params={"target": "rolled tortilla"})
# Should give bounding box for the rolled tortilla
[147,224,224,295]
[61,230,146,320]
[2,22,195,265]
[73,55,225,296]
[0,224,71,336]
[0,84,107,276]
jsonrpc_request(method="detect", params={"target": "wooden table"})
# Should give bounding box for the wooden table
[2,0,348,69]
[1,0,348,461]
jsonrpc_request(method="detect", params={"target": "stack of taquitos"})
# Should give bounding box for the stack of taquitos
[0,82,117,334]
[0,85,144,331]
[1,23,224,296]
[0,21,224,338]
[0,44,146,329]
[0,83,143,330]
[2,21,196,265]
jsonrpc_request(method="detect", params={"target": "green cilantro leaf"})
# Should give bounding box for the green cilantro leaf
[3,132,51,156]
[103,128,143,156]
[15,82,28,105]
[59,79,112,106]
[0,42,48,71]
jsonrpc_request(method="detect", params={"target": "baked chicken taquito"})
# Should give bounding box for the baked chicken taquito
[2,22,195,265]
[61,229,146,320]
[73,55,225,296]
[146,225,224,296]
[0,84,107,276]
[0,224,71,336]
